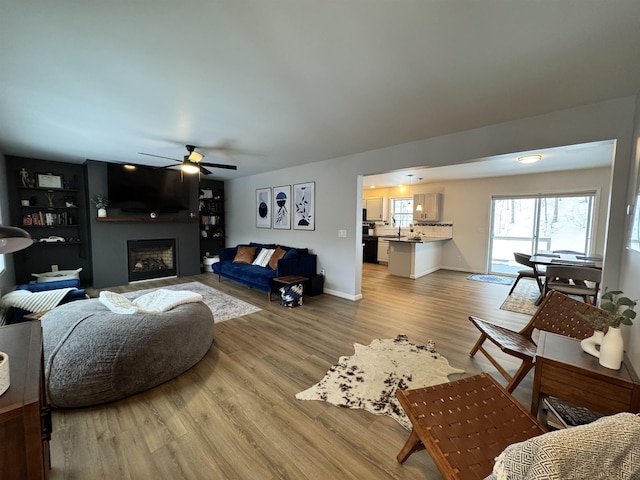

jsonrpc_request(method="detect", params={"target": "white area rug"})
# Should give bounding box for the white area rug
[124,281,261,323]
[296,334,464,430]
[500,279,539,315]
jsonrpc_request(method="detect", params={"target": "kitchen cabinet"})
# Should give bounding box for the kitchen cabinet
[377,238,390,263]
[365,197,386,221]
[413,193,441,221]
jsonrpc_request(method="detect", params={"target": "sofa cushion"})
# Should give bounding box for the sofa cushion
[269,246,288,270]
[233,245,257,264]
[283,248,299,259]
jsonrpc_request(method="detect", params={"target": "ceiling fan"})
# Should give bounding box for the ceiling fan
[138,145,238,175]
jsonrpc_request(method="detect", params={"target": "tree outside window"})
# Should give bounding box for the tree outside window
[391,198,413,227]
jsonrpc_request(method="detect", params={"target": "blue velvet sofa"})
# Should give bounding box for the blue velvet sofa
[213,243,317,299]
[6,278,87,324]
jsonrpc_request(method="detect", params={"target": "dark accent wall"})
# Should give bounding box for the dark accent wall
[84,160,201,288]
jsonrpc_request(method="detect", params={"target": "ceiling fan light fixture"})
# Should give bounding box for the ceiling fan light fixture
[518,154,542,164]
[181,160,200,174]
[188,151,204,162]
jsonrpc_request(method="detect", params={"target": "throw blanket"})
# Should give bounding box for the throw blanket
[489,412,640,480]
[99,289,202,314]
[0,288,77,324]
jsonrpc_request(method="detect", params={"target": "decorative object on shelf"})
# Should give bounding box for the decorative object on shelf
[577,289,637,370]
[20,199,30,206]
[256,187,272,228]
[0,225,34,253]
[91,194,109,218]
[19,167,29,187]
[36,172,63,189]
[273,185,291,230]
[45,191,55,207]
[580,330,605,358]
[293,181,315,230]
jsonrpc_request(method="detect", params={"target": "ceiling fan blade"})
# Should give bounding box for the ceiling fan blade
[199,162,238,170]
[138,152,181,162]
[199,165,213,175]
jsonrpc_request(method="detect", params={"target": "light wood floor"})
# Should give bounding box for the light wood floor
[49,264,535,480]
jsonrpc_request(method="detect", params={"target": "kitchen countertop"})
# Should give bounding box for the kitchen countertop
[388,236,452,243]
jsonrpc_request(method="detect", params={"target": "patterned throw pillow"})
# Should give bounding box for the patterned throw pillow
[233,246,257,264]
[252,248,276,267]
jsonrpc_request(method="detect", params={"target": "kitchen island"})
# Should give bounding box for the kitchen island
[388,237,451,279]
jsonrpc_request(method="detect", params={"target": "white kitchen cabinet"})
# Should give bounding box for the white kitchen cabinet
[413,193,441,221]
[365,197,386,221]
[377,238,390,263]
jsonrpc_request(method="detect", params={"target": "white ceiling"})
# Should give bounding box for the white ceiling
[1,1,639,181]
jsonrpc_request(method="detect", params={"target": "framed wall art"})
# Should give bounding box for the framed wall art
[293,182,315,230]
[256,188,272,228]
[272,185,291,230]
[36,172,63,189]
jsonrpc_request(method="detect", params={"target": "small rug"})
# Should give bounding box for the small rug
[296,334,464,430]
[467,274,514,285]
[124,281,261,323]
[500,279,539,315]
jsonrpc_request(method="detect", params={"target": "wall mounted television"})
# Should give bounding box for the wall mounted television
[107,163,191,213]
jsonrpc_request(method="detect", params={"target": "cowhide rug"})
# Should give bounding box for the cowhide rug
[296,334,464,430]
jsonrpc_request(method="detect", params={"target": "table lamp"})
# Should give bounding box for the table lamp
[0,225,33,396]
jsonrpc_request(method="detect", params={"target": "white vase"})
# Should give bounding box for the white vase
[599,326,624,370]
[97,208,107,218]
[580,330,604,358]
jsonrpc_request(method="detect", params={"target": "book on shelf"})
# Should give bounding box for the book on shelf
[543,396,604,429]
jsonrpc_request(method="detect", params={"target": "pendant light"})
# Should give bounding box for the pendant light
[415,176,423,211]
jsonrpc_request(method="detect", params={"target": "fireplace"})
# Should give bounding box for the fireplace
[127,239,177,282]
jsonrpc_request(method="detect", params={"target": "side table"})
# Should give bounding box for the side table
[272,275,309,306]
[532,331,640,420]
[0,321,51,479]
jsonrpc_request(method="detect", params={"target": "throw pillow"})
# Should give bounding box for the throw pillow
[252,248,276,267]
[233,246,257,264]
[269,246,288,270]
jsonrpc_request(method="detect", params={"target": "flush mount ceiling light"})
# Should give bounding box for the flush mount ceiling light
[518,154,542,164]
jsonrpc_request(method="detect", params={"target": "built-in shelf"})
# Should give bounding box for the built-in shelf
[97,215,197,223]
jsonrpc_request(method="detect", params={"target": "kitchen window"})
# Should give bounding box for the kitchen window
[391,198,413,228]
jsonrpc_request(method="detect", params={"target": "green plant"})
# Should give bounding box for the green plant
[578,289,637,331]
[91,194,108,209]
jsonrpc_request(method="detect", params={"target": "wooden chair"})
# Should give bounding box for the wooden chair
[508,252,545,295]
[469,291,598,393]
[543,265,601,305]
[396,373,547,480]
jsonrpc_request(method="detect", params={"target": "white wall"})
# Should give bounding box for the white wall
[365,167,612,273]
[621,93,640,372]
[225,96,636,302]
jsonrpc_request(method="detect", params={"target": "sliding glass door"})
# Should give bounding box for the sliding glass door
[489,193,595,274]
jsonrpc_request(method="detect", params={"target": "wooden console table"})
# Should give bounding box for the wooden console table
[532,331,640,420]
[0,322,51,480]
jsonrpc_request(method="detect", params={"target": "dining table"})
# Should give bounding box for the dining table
[528,252,603,305]
[529,252,603,270]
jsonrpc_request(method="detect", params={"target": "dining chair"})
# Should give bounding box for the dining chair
[469,291,597,393]
[543,265,601,305]
[508,252,545,295]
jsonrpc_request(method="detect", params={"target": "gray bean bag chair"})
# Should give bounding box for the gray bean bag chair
[41,298,214,408]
